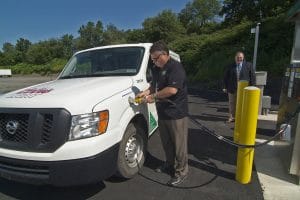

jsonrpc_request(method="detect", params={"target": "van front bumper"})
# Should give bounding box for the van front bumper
[0,143,119,186]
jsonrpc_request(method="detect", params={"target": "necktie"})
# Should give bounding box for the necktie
[237,64,241,80]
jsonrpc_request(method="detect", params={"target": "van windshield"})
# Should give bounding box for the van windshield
[60,47,145,79]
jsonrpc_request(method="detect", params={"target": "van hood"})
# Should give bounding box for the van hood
[0,77,133,114]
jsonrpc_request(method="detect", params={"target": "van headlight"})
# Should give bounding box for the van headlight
[68,110,109,141]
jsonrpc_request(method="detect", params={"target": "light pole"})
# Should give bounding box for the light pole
[251,23,260,70]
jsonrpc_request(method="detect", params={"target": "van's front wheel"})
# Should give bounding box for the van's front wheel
[117,123,147,178]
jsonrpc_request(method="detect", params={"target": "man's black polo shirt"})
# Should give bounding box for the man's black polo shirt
[151,58,188,120]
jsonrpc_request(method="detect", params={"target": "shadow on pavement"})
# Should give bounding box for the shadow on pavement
[0,179,105,200]
[189,113,228,122]
[142,153,219,189]
[188,89,228,102]
[144,128,237,181]
[188,128,237,166]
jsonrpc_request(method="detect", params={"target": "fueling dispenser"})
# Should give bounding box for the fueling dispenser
[277,2,300,184]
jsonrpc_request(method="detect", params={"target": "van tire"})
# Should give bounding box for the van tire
[116,123,147,178]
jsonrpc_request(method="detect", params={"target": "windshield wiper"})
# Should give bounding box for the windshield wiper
[59,74,89,79]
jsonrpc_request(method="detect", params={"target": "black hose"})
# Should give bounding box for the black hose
[157,98,299,149]
[134,98,299,187]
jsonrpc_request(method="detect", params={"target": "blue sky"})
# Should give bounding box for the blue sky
[0,0,191,48]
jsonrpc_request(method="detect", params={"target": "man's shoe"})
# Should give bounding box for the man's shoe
[167,174,187,186]
[155,163,173,174]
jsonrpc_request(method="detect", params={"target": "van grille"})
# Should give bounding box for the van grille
[0,113,29,143]
[0,108,71,153]
[41,114,53,144]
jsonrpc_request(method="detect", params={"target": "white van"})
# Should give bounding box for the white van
[0,43,180,186]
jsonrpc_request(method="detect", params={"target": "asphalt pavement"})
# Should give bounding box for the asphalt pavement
[0,87,264,200]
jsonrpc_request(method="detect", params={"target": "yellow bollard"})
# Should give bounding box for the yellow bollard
[236,86,260,184]
[234,80,249,143]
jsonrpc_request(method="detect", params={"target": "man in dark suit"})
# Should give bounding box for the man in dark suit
[223,51,256,122]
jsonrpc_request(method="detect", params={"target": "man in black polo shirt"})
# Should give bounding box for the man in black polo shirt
[137,41,188,186]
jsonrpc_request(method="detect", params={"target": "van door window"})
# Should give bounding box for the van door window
[146,57,154,83]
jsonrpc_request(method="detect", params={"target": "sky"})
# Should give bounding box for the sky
[0,0,191,48]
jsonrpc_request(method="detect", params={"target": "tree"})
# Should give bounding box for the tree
[77,21,104,50]
[1,42,17,65]
[61,34,74,58]
[47,39,66,59]
[2,42,15,53]
[142,10,186,43]
[15,38,31,63]
[179,0,221,32]
[102,24,126,45]
[0,51,5,65]
[15,38,31,52]
[26,42,52,64]
[125,29,146,43]
[220,0,295,24]
[258,0,295,19]
[220,0,257,24]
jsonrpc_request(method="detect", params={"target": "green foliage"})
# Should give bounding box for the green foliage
[102,24,127,45]
[221,0,295,24]
[0,58,67,75]
[0,42,17,65]
[255,15,294,75]
[0,0,296,82]
[26,42,52,64]
[15,38,31,52]
[25,38,72,65]
[221,0,257,24]
[49,58,68,73]
[171,15,293,85]
[260,0,295,18]
[125,29,146,43]
[179,0,221,33]
[171,21,252,77]
[77,21,104,50]
[61,34,74,59]
[142,10,186,43]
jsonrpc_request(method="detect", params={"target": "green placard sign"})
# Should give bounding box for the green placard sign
[149,112,158,131]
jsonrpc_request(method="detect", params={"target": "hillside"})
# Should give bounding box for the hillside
[171,15,294,84]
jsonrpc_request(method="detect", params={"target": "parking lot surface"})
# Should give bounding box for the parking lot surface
[0,76,263,199]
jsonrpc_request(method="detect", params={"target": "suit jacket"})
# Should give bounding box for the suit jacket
[223,61,256,94]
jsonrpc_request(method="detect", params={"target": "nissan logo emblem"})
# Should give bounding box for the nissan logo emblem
[6,121,19,135]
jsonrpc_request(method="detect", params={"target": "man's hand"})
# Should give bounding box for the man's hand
[135,91,156,104]
[136,89,150,98]
[136,89,153,104]
[145,94,155,103]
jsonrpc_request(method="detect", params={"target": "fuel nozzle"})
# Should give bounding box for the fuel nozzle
[128,96,145,104]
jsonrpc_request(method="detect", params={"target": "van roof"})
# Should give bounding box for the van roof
[75,43,153,55]
[74,43,181,62]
